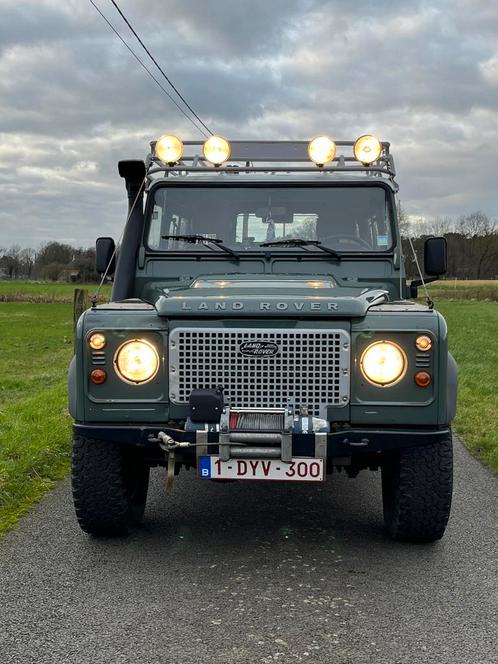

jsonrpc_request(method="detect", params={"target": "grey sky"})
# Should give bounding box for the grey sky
[1,0,498,248]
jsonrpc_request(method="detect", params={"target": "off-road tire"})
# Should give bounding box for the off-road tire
[382,434,453,543]
[72,435,149,537]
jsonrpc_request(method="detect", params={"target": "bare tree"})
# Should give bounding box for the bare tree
[426,215,454,236]
[457,212,498,278]
[19,248,36,278]
[398,203,411,237]
[3,244,22,278]
[458,211,495,237]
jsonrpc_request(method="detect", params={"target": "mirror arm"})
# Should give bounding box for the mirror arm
[409,276,439,299]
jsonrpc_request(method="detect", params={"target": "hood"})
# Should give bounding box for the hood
[152,274,389,318]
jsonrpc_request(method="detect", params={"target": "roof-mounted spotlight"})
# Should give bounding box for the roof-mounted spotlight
[308,135,336,167]
[203,135,231,166]
[155,135,184,165]
[353,134,382,165]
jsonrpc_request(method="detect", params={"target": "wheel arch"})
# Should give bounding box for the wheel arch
[68,355,77,419]
[446,352,458,423]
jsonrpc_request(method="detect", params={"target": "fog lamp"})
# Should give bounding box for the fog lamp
[203,135,231,165]
[360,340,406,386]
[308,135,336,166]
[155,135,184,164]
[353,135,382,164]
[114,339,159,384]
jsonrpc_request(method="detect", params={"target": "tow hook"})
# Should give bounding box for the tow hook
[155,432,190,492]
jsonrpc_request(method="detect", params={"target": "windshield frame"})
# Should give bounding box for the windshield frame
[143,180,398,257]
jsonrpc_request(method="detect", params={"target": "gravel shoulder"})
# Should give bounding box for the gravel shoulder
[1,436,497,664]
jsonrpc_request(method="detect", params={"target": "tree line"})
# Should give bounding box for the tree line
[1,211,498,282]
[0,242,98,282]
[401,211,498,280]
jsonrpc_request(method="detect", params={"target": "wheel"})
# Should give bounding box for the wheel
[72,435,150,537]
[381,435,453,543]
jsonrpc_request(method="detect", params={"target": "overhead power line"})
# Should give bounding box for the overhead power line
[88,0,210,137]
[108,0,213,136]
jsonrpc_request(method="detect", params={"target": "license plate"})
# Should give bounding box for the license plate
[199,456,324,482]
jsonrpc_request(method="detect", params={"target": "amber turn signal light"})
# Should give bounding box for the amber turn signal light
[415,335,432,352]
[89,333,106,350]
[414,371,431,387]
[90,368,107,385]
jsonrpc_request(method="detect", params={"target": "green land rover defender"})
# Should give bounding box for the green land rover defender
[68,135,457,542]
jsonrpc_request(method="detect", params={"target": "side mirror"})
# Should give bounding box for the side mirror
[96,237,116,276]
[424,236,447,276]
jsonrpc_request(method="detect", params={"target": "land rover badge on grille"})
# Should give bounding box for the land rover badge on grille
[239,341,279,357]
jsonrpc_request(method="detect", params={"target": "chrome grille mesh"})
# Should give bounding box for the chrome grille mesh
[169,327,350,417]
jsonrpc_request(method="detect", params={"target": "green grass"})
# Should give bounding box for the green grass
[0,303,74,534]
[0,280,111,303]
[429,279,498,301]
[436,300,498,473]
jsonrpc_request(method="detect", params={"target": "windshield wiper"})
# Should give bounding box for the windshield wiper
[161,234,239,259]
[260,238,341,260]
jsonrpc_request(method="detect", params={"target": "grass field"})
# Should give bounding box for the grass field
[0,280,497,536]
[429,279,498,301]
[0,280,111,303]
[437,300,498,473]
[0,304,74,533]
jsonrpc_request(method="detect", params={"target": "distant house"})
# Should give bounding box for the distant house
[59,265,81,282]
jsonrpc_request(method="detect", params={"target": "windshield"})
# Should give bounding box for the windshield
[147,185,393,253]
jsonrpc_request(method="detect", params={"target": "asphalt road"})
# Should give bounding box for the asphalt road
[1,436,497,664]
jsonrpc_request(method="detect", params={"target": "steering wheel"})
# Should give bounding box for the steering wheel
[320,234,372,249]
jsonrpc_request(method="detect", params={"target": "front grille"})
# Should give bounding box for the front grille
[169,327,350,417]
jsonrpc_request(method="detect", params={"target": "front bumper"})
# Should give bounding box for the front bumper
[73,423,451,459]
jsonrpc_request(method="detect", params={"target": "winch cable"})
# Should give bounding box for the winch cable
[90,177,146,306]
[107,0,214,137]
[88,0,210,137]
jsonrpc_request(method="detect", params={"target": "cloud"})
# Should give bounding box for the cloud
[0,0,498,248]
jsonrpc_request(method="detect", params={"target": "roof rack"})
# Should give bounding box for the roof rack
[146,139,397,186]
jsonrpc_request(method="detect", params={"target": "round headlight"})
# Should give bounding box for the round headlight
[353,134,382,164]
[308,135,336,166]
[155,135,184,164]
[114,339,159,384]
[203,135,231,165]
[360,341,406,386]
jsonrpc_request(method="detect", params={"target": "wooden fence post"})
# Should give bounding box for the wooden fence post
[73,288,89,331]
